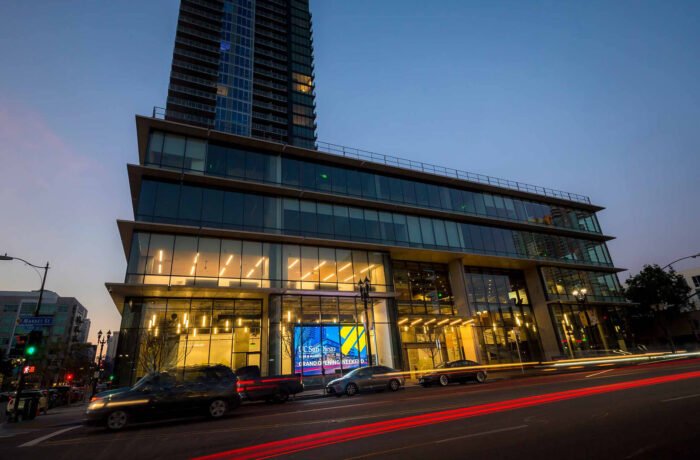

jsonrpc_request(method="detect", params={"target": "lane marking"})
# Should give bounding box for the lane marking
[586,369,615,378]
[435,424,529,444]
[287,401,385,414]
[19,426,79,447]
[661,393,700,402]
[345,424,529,459]
[192,370,700,460]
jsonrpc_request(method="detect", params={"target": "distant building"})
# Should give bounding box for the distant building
[679,268,700,310]
[105,331,119,363]
[164,0,317,148]
[0,290,90,358]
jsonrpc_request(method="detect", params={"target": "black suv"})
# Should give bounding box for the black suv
[85,365,240,430]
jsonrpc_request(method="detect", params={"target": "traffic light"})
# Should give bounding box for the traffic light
[109,375,114,381]
[66,373,73,381]
[26,330,43,356]
[12,335,27,356]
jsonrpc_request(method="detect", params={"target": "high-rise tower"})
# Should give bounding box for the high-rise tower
[165,0,317,149]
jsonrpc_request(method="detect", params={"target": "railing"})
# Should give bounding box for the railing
[150,107,592,204]
[315,142,592,204]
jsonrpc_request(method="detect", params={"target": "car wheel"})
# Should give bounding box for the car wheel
[274,388,290,404]
[106,410,129,431]
[345,383,358,397]
[208,399,228,418]
[475,371,487,383]
[389,379,400,392]
[439,374,449,387]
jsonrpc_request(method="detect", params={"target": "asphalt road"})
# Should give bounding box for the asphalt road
[5,359,700,460]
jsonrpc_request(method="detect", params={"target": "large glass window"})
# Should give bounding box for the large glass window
[127,232,391,292]
[464,267,543,364]
[114,298,262,384]
[145,132,603,236]
[136,178,613,268]
[540,266,624,303]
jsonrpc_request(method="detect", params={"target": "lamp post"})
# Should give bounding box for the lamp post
[662,253,700,271]
[572,287,588,305]
[357,277,373,367]
[92,330,111,397]
[1,254,50,422]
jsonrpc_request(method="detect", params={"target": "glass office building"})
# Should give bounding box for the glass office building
[108,116,629,385]
[165,0,317,148]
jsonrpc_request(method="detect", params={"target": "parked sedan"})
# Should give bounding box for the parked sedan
[84,364,240,430]
[326,366,405,397]
[419,360,487,387]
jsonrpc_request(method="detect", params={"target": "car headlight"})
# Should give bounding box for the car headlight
[88,401,106,410]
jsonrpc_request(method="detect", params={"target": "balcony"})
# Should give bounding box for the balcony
[167,96,215,113]
[173,46,219,65]
[170,71,217,88]
[177,24,220,43]
[172,59,218,77]
[180,4,222,22]
[253,89,287,103]
[253,66,286,82]
[169,84,216,100]
[252,111,288,125]
[255,47,287,62]
[175,36,220,54]
[182,0,223,14]
[252,100,287,114]
[254,57,287,72]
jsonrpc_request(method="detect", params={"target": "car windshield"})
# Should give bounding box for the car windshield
[132,373,155,390]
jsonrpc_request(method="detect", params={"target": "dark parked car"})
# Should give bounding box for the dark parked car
[326,366,405,397]
[84,365,240,430]
[419,360,487,387]
[235,365,303,403]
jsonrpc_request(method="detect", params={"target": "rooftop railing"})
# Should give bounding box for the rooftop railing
[314,141,592,204]
[150,107,592,204]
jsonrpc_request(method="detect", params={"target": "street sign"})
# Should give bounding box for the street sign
[19,317,53,326]
[22,365,36,374]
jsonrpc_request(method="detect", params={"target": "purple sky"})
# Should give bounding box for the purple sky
[0,1,698,343]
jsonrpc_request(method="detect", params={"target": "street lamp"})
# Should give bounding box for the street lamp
[572,287,588,304]
[97,330,112,368]
[662,253,700,271]
[1,253,50,422]
[357,277,374,367]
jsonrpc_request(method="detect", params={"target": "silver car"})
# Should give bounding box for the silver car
[326,366,405,397]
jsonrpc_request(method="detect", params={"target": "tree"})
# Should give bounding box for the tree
[625,264,692,351]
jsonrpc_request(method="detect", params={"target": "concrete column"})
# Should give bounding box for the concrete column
[448,259,472,317]
[524,267,560,361]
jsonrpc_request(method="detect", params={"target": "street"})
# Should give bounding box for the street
[4,358,700,459]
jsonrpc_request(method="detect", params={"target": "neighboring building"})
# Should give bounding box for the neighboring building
[679,267,700,310]
[0,290,90,358]
[105,331,120,363]
[164,0,317,149]
[106,115,629,386]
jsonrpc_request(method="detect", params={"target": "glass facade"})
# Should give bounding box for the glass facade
[464,268,543,364]
[267,295,398,385]
[540,266,624,303]
[215,0,254,135]
[126,231,390,292]
[137,178,613,267]
[393,261,455,316]
[146,131,602,235]
[549,303,629,358]
[114,298,262,385]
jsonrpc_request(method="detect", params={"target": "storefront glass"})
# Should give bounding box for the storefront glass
[549,303,629,358]
[268,295,399,386]
[465,267,544,364]
[114,297,262,385]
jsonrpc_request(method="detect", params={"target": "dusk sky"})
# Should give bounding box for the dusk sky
[1,0,698,343]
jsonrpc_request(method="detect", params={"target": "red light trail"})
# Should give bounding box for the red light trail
[194,370,700,460]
